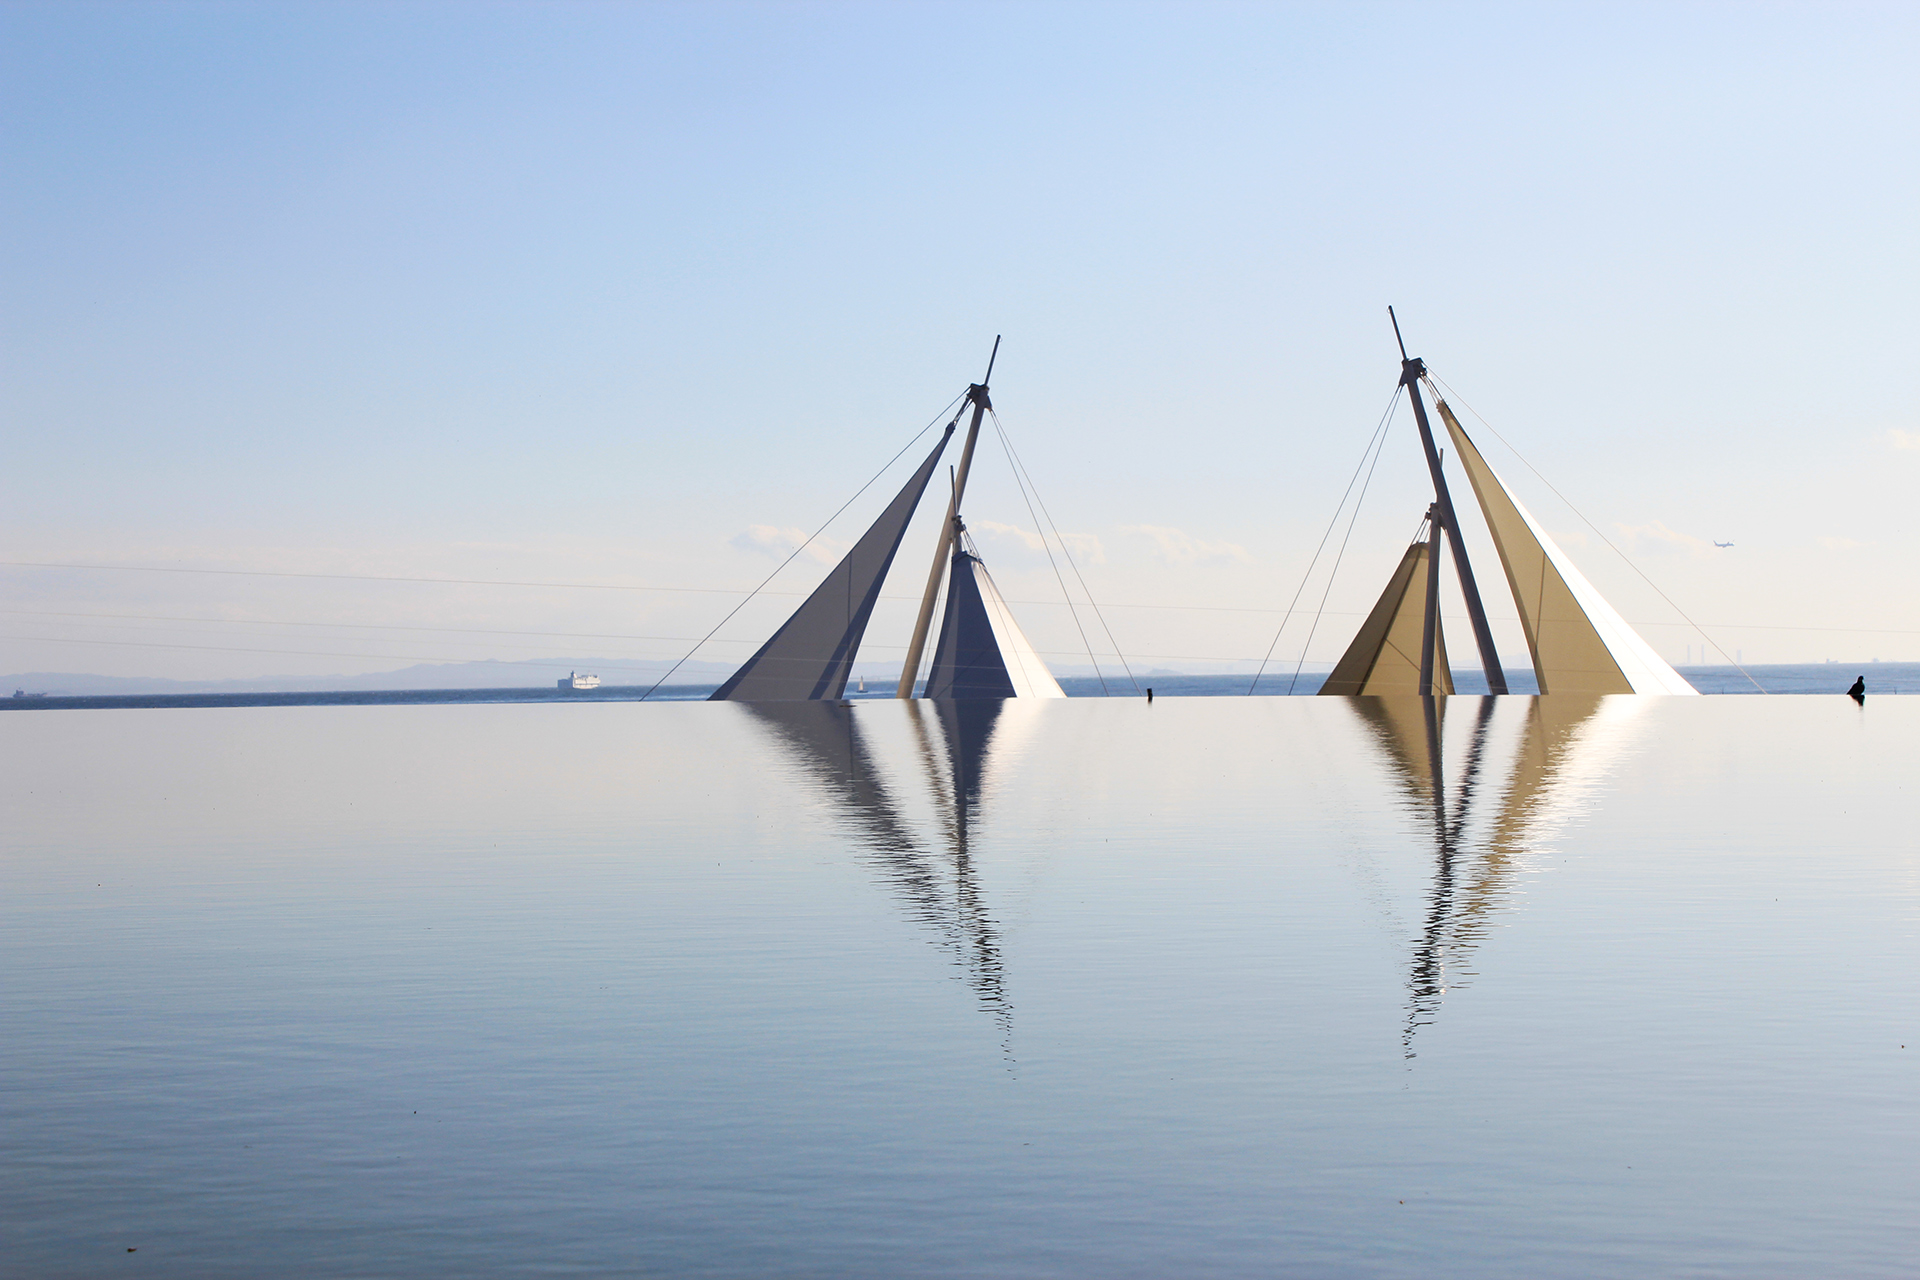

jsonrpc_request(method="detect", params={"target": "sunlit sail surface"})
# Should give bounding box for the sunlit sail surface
[1435,400,1697,695]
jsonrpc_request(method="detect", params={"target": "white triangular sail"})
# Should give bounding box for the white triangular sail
[973,558,1066,698]
[1435,399,1697,696]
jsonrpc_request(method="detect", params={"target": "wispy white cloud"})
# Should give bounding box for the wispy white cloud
[1121,524,1253,565]
[970,519,1107,564]
[1613,519,1715,559]
[1060,532,1107,564]
[729,525,845,564]
[1818,535,1868,551]
[970,519,1045,552]
[1883,428,1920,452]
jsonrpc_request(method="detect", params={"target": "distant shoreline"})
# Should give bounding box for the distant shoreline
[5,664,1912,710]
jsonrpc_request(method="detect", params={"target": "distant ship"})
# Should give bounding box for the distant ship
[558,671,600,690]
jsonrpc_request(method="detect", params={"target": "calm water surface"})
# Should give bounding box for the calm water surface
[4,696,1917,1277]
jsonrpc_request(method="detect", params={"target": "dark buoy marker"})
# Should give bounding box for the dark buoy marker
[1849,675,1866,704]
[1146,687,1153,702]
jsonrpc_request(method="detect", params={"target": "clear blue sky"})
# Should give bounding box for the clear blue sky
[4,0,1917,682]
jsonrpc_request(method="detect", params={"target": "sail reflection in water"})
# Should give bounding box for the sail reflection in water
[748,693,1651,1058]
[1345,694,1649,1055]
[740,699,1023,1039]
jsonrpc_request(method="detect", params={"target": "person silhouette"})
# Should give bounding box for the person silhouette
[1848,676,1865,704]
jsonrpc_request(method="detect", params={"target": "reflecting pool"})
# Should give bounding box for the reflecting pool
[4,695,1917,1276]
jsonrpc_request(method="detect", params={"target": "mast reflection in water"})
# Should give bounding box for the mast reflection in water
[1345,694,1649,1057]
[741,699,1016,1041]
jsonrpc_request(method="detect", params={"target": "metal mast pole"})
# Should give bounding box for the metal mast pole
[1390,310,1508,694]
[896,337,999,698]
[1418,505,1443,696]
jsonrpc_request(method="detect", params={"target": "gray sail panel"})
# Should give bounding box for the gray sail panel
[711,426,954,701]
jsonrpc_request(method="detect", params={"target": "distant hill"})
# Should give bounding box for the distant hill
[1,657,746,697]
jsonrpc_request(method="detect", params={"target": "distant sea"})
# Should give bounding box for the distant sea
[4,663,1909,710]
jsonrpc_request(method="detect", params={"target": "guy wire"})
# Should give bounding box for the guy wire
[989,409,1139,695]
[1284,391,1397,695]
[640,393,967,699]
[1248,384,1403,694]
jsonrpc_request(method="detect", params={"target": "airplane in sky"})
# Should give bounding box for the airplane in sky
[1713,540,1734,548]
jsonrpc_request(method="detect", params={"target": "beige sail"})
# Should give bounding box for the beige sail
[1434,399,1697,696]
[1320,539,1453,696]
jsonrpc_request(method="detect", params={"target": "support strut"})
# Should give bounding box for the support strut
[1402,358,1508,694]
[897,337,999,697]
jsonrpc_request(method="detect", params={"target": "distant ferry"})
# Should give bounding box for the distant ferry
[558,671,600,690]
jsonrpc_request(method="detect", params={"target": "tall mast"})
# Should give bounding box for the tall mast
[1418,504,1443,696]
[897,336,999,698]
[1391,309,1509,694]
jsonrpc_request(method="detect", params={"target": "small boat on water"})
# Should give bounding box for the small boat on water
[559,671,601,690]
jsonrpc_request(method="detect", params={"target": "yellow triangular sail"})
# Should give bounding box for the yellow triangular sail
[1434,400,1697,696]
[1320,539,1452,696]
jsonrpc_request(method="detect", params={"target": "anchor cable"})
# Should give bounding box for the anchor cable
[1284,392,1398,695]
[1249,384,1403,693]
[988,408,1140,695]
[639,392,967,699]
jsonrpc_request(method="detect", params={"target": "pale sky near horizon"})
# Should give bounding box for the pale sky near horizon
[4,0,1918,683]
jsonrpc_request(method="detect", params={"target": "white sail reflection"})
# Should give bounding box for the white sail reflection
[1345,694,1649,1056]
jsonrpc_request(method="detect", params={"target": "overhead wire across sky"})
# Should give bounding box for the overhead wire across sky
[0,353,1901,687]
[4,561,1912,681]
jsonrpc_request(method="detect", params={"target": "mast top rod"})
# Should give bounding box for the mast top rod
[982,334,1001,387]
[1388,306,1408,362]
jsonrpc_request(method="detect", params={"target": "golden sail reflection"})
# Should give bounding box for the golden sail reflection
[1347,693,1647,1056]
